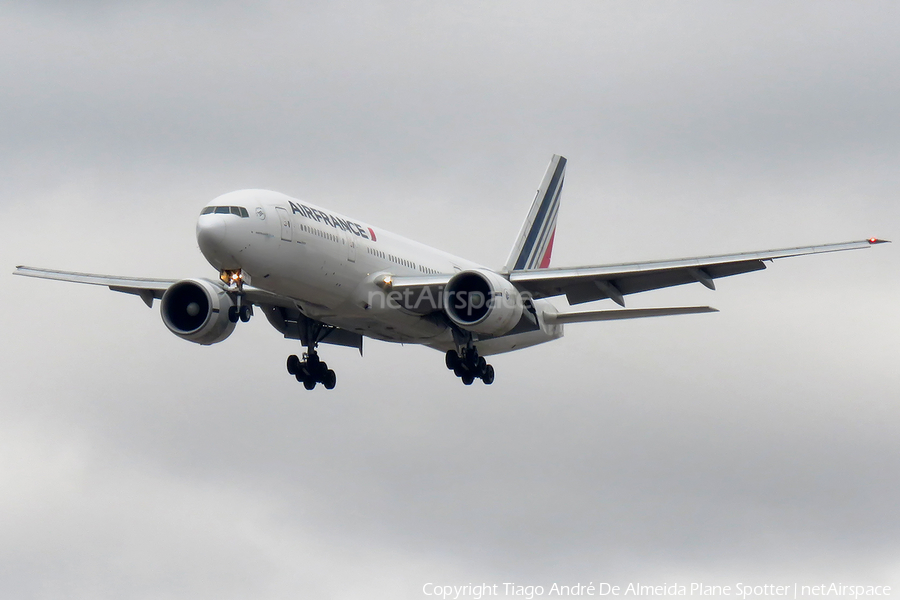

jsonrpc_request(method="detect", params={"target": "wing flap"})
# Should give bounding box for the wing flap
[557,260,768,305]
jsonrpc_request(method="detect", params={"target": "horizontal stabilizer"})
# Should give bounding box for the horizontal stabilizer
[544,305,718,325]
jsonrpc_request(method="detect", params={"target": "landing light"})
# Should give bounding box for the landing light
[220,269,243,287]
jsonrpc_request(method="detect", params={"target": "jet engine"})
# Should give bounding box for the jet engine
[443,269,524,336]
[160,278,236,345]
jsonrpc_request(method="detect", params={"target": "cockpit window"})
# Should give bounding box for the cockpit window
[201,206,250,218]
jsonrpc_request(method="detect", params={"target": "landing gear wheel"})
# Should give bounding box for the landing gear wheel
[448,344,494,385]
[323,369,336,390]
[476,356,487,374]
[312,361,328,381]
[239,305,253,322]
[228,305,240,323]
[303,377,317,390]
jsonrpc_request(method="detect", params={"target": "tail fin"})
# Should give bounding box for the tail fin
[503,154,566,272]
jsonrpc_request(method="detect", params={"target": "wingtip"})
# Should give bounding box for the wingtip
[868,238,890,244]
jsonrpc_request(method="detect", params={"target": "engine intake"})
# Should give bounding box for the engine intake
[161,278,236,345]
[443,269,524,336]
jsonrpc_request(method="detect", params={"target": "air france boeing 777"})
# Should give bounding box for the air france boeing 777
[14,156,888,389]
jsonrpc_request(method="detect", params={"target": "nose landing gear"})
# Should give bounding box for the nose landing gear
[445,347,495,385]
[221,269,254,323]
[227,303,253,323]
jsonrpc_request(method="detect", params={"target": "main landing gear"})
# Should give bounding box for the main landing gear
[445,347,495,385]
[286,350,336,390]
[283,317,342,391]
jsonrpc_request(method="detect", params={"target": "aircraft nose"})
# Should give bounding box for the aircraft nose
[196,215,231,268]
[197,214,226,245]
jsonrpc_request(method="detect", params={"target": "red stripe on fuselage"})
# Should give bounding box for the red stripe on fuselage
[368,227,377,241]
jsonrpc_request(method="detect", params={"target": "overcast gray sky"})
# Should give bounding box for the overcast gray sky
[2,2,899,598]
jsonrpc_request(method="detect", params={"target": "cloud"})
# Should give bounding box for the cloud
[2,1,899,598]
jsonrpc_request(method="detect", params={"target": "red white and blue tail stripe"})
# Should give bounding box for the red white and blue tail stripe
[504,155,566,272]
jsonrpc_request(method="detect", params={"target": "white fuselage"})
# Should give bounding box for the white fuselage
[197,190,563,354]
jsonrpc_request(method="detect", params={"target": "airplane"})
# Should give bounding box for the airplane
[14,155,888,389]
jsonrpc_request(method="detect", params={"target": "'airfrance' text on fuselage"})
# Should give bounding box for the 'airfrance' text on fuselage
[289,200,376,241]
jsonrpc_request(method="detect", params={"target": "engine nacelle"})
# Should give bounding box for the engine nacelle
[443,269,524,336]
[161,278,236,345]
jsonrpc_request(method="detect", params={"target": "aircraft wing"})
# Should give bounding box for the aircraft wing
[376,238,887,311]
[13,266,298,309]
[509,238,888,306]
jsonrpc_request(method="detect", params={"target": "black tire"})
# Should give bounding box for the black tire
[323,369,336,390]
[462,373,475,385]
[445,350,459,370]
[228,306,239,323]
[286,354,300,375]
[476,356,487,375]
[482,364,495,385]
[453,365,465,377]
[239,305,252,322]
[314,361,328,381]
[303,377,317,390]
